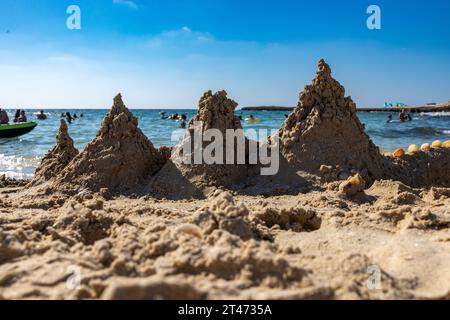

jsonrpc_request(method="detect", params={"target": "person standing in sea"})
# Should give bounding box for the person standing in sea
[65,112,73,124]
[387,112,393,123]
[37,110,47,120]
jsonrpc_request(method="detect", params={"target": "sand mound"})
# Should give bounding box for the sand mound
[189,191,323,243]
[387,149,450,188]
[151,90,251,198]
[54,94,164,194]
[156,231,308,288]
[29,119,79,186]
[191,191,255,240]
[369,198,450,232]
[368,180,419,197]
[251,206,322,233]
[48,200,114,245]
[279,59,384,182]
[0,175,28,188]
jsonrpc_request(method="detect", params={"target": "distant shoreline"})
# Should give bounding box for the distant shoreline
[241,104,450,113]
[4,104,450,113]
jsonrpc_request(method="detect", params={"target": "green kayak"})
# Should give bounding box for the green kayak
[0,122,38,139]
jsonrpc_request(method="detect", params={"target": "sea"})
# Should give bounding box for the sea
[0,109,449,179]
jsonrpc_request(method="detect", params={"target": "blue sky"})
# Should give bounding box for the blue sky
[0,0,449,108]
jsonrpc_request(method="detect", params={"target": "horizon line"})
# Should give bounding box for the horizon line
[2,105,446,111]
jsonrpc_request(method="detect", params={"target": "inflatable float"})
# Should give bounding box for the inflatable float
[0,122,38,139]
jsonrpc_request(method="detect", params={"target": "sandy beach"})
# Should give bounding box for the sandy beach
[1,60,449,300]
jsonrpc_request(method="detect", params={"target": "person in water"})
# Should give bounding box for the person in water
[37,110,47,120]
[65,112,73,124]
[0,108,9,124]
[17,110,27,123]
[180,119,186,129]
[73,113,78,119]
[13,109,21,123]
[387,112,393,123]
[407,112,412,121]
[399,109,408,122]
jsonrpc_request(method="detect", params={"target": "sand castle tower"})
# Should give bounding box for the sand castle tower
[29,119,79,186]
[279,59,384,181]
[55,94,164,194]
[150,90,251,198]
[190,90,242,132]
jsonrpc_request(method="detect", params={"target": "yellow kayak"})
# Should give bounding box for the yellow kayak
[245,118,260,123]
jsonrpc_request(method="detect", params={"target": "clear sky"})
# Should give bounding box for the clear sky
[0,0,449,108]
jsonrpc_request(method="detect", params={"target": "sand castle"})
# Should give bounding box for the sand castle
[150,90,253,198]
[277,59,450,188]
[52,94,165,195]
[29,119,79,186]
[278,59,387,183]
[23,61,447,200]
[191,90,242,132]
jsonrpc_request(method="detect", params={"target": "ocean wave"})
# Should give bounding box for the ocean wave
[408,127,444,135]
[366,126,448,140]
[419,112,450,117]
[0,170,34,179]
[408,127,432,134]
[392,126,440,135]
[0,154,40,166]
[0,154,40,179]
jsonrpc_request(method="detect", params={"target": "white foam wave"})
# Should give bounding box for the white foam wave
[0,154,40,179]
[420,112,450,117]
[0,170,34,179]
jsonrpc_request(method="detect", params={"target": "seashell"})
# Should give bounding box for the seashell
[407,144,420,154]
[431,140,442,148]
[338,173,366,197]
[348,174,364,186]
[393,148,405,158]
[421,143,431,152]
